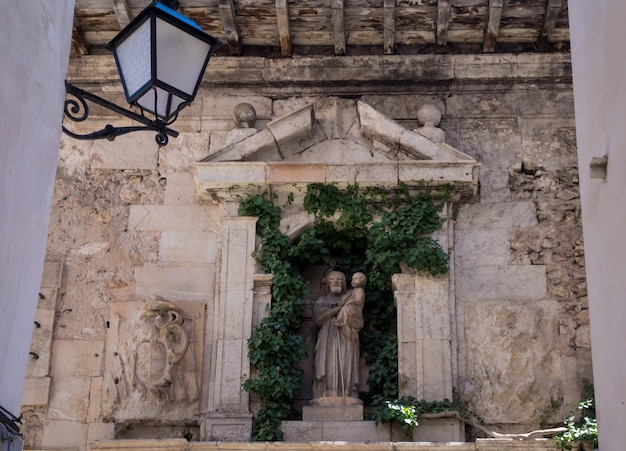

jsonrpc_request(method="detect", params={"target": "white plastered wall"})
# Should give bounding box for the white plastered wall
[569,3,626,450]
[0,1,75,416]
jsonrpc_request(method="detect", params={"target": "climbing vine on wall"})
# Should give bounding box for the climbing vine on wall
[240,183,450,441]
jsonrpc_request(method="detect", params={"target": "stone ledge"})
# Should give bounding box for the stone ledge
[87,439,557,450]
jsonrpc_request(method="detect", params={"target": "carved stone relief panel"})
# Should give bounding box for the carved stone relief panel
[103,296,204,422]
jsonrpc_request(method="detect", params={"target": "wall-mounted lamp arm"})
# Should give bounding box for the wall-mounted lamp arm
[62,82,179,146]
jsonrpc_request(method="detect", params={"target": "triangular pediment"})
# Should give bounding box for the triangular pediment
[201,98,474,164]
[196,98,479,202]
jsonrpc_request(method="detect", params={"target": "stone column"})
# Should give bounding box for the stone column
[203,214,257,441]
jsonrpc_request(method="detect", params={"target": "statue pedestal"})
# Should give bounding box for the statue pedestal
[304,396,364,421]
[302,405,363,421]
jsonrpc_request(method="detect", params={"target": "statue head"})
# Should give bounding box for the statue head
[325,270,347,296]
[351,272,367,288]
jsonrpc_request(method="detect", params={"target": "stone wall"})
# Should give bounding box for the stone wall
[19,54,588,450]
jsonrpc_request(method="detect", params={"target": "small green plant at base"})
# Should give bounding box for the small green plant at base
[554,397,598,450]
[370,395,472,437]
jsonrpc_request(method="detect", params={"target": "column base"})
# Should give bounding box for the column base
[202,413,253,442]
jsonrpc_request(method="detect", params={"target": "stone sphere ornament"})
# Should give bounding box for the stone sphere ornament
[417,103,442,127]
[233,102,257,128]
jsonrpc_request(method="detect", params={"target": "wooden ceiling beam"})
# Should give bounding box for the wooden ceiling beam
[538,0,563,51]
[113,0,132,29]
[71,14,90,56]
[276,0,292,57]
[332,0,346,56]
[483,0,503,53]
[436,0,451,51]
[219,0,242,55]
[383,0,396,55]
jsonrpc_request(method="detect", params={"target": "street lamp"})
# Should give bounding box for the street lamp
[63,0,222,146]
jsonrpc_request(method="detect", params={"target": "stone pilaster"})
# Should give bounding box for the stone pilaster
[203,215,257,441]
[393,272,454,402]
[393,269,463,442]
[252,274,273,328]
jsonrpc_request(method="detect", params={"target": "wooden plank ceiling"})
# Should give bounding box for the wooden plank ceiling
[71,0,569,58]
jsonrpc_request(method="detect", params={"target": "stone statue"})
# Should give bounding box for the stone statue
[312,270,366,404]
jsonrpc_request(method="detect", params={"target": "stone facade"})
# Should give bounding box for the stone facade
[19,54,586,450]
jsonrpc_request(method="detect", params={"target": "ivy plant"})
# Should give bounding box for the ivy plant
[239,183,450,441]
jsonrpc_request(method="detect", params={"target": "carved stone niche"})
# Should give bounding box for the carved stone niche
[195,97,480,442]
[103,296,205,423]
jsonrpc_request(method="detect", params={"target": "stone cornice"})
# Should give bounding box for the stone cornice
[195,161,479,203]
[67,53,572,90]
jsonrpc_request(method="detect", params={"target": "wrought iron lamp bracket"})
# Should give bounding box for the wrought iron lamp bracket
[62,82,179,146]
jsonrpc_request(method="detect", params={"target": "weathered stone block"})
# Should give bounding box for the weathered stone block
[128,205,219,232]
[325,164,358,183]
[42,419,89,450]
[479,167,512,202]
[50,340,103,377]
[399,339,453,401]
[22,377,51,406]
[37,287,61,310]
[456,265,547,302]
[446,91,518,119]
[40,261,64,288]
[89,133,159,170]
[455,202,538,230]
[196,162,267,190]
[462,300,560,424]
[412,418,465,443]
[268,163,325,183]
[519,117,577,171]
[302,405,363,421]
[203,415,253,442]
[135,264,215,301]
[160,231,218,264]
[354,162,397,185]
[444,119,522,169]
[454,228,510,267]
[87,422,115,441]
[319,420,393,442]
[516,88,574,117]
[164,172,196,205]
[87,377,103,423]
[27,308,55,377]
[280,420,323,442]
[48,376,91,421]
[157,133,210,172]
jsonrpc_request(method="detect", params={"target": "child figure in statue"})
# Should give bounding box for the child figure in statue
[335,272,366,340]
